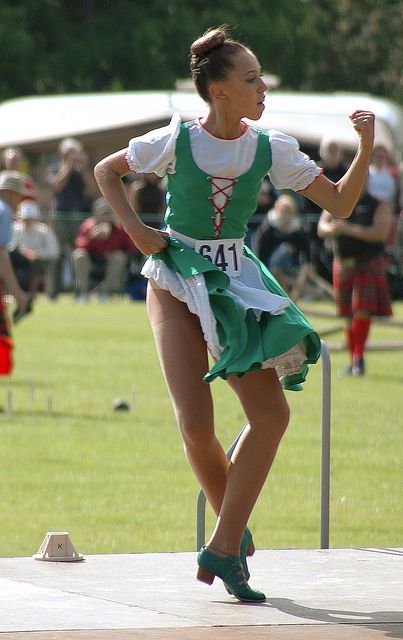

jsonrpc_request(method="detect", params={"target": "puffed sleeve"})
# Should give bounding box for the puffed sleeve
[268,130,322,192]
[126,112,181,177]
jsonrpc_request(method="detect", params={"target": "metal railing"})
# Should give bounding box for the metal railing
[196,339,332,550]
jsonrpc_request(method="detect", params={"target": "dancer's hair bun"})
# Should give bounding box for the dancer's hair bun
[191,28,226,58]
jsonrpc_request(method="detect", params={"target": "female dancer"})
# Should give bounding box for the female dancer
[94,27,374,602]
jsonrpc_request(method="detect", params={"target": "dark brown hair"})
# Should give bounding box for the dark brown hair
[190,27,248,102]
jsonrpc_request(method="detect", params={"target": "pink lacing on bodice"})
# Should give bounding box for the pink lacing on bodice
[207,176,239,238]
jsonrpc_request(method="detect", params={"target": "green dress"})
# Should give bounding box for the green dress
[149,122,321,390]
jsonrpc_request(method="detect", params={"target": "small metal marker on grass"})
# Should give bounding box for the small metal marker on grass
[6,389,12,415]
[30,379,35,404]
[34,531,84,562]
[131,385,136,414]
[47,394,53,415]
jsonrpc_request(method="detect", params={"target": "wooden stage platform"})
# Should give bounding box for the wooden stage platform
[0,547,402,639]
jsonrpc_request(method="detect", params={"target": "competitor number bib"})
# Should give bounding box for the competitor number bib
[194,238,243,277]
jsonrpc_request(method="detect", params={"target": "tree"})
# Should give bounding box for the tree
[300,0,403,103]
[0,0,401,104]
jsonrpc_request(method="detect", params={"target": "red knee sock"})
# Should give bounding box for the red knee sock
[345,326,355,360]
[351,317,371,359]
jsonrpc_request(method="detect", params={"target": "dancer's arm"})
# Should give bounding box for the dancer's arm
[302,111,375,218]
[94,150,168,255]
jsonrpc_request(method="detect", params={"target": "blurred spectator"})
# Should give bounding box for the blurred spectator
[306,138,348,284]
[399,162,403,212]
[71,197,135,302]
[398,163,403,275]
[48,137,99,296]
[302,138,347,217]
[9,200,60,299]
[2,147,25,172]
[124,174,165,299]
[0,171,37,373]
[255,194,310,295]
[246,175,277,249]
[318,138,347,182]
[367,145,399,213]
[255,176,277,214]
[318,185,392,376]
[128,172,166,229]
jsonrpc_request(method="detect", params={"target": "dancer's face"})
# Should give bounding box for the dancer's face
[212,49,267,121]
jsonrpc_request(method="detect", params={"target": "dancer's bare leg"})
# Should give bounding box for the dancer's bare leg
[147,280,290,557]
[207,368,290,556]
[147,280,229,516]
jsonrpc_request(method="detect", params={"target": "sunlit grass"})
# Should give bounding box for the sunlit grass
[0,296,401,557]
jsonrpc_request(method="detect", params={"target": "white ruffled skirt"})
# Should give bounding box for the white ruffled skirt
[142,229,312,382]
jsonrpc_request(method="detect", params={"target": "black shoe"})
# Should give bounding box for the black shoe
[13,297,33,324]
[352,357,365,376]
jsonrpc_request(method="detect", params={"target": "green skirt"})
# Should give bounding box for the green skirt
[151,237,321,391]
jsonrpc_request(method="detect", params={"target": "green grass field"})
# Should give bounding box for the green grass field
[0,296,401,558]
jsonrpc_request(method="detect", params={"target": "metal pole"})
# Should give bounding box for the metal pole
[196,342,332,551]
[320,339,331,549]
[196,491,207,551]
[196,428,246,550]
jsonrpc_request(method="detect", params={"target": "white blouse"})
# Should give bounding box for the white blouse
[10,221,60,261]
[126,113,321,193]
[135,115,312,378]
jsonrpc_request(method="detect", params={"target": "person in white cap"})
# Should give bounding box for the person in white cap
[0,170,38,372]
[10,200,60,299]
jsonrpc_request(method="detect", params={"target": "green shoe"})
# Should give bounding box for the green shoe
[224,527,255,595]
[240,527,255,581]
[197,545,266,603]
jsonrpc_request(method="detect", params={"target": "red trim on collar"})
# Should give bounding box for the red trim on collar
[198,117,249,140]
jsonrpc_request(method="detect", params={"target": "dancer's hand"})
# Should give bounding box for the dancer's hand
[129,225,169,256]
[349,110,375,150]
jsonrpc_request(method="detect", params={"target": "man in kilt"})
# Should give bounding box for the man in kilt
[0,171,37,374]
[318,184,392,376]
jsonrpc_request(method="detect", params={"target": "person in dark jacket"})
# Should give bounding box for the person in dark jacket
[255,194,310,293]
[318,186,392,375]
